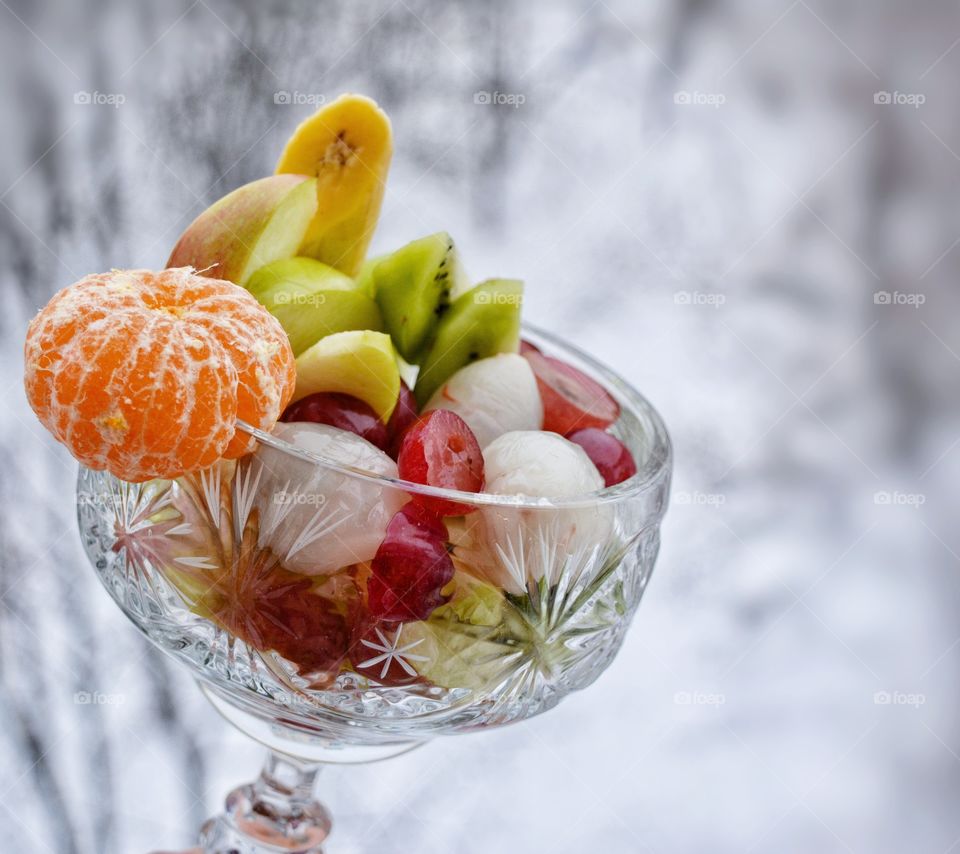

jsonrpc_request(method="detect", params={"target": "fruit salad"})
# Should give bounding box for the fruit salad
[27,94,642,694]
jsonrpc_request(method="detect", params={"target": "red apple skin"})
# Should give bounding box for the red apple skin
[167,174,316,285]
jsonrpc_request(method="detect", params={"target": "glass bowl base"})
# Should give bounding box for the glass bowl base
[200,682,425,764]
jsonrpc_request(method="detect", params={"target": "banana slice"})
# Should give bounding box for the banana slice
[276,93,393,277]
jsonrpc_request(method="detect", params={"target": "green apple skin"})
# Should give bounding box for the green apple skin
[167,174,318,285]
[246,257,383,356]
[293,329,401,421]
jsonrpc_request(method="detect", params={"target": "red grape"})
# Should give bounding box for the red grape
[386,380,419,457]
[523,351,620,435]
[397,410,484,516]
[368,503,454,622]
[566,428,637,487]
[519,339,541,355]
[281,392,389,451]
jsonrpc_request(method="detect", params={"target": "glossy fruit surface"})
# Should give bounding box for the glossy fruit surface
[166,175,319,286]
[397,410,484,515]
[566,427,637,487]
[367,503,454,622]
[282,392,389,450]
[254,422,406,576]
[523,351,620,435]
[482,430,604,498]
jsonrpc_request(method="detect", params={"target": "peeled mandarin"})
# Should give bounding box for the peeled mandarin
[24,267,296,482]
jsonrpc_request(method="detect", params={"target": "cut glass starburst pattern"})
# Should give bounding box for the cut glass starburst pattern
[77,437,668,739]
[358,626,430,679]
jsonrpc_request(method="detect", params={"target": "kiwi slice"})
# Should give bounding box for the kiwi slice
[413,278,523,407]
[372,232,468,362]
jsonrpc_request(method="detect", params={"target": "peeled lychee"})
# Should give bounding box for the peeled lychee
[423,354,542,449]
[254,422,407,575]
[474,431,611,593]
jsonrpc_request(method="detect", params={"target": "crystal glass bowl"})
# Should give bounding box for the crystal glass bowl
[77,325,671,852]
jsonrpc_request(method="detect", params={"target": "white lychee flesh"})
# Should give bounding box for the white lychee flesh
[474,431,611,593]
[483,430,604,498]
[423,353,543,449]
[253,422,407,575]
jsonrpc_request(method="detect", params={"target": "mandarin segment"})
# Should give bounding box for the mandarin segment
[24,268,295,481]
[187,292,297,457]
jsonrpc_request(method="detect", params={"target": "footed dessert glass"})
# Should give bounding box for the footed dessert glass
[76,326,671,853]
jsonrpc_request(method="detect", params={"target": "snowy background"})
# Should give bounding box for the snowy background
[1,0,959,852]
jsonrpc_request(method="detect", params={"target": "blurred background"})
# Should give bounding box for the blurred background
[1,0,958,851]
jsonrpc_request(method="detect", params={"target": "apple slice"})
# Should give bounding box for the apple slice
[245,257,383,355]
[167,175,318,285]
[293,330,400,422]
[276,94,393,277]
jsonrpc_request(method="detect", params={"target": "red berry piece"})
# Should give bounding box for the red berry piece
[368,503,454,622]
[397,410,484,516]
[282,392,389,451]
[266,595,350,681]
[386,380,419,457]
[212,556,350,685]
[523,351,620,434]
[566,428,637,487]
